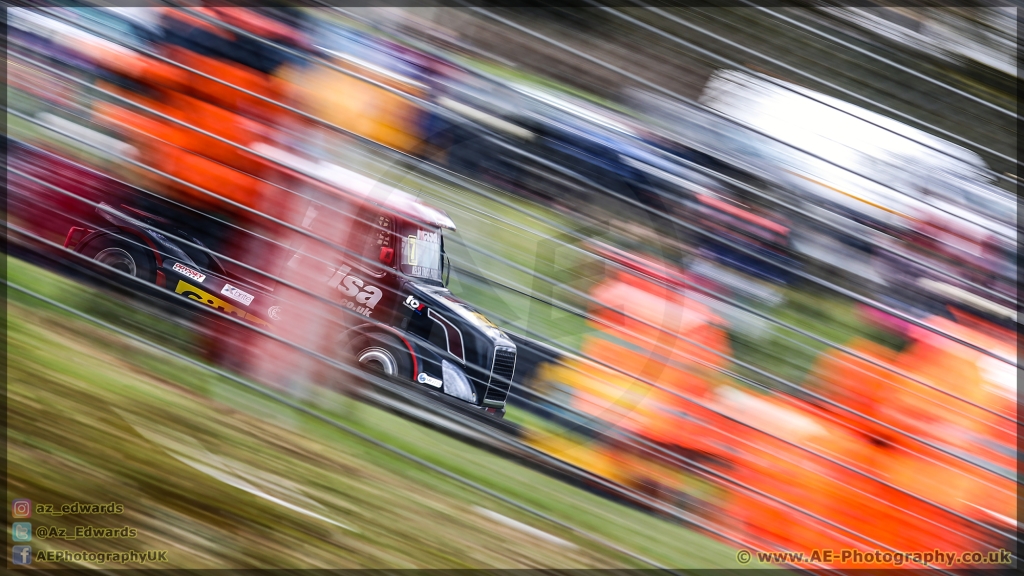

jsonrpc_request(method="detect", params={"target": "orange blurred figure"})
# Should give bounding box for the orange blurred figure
[730,309,1017,566]
[528,244,1015,567]
[86,7,308,219]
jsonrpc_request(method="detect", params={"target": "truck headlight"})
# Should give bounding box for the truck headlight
[442,360,476,404]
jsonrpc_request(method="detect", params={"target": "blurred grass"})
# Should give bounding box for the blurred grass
[6,256,747,569]
[728,286,906,389]
[425,186,601,351]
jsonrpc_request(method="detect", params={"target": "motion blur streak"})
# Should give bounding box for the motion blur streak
[19,108,1011,545]
[6,2,1017,570]
[13,109,1015,532]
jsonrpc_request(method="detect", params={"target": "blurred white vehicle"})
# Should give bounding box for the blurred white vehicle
[698,70,1011,234]
[695,70,1016,323]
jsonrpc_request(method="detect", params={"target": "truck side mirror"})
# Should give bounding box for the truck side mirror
[379,246,394,266]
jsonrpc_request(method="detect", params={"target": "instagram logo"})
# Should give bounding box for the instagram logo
[12,499,32,518]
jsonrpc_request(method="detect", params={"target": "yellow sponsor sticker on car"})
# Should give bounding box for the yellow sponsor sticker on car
[173,280,269,327]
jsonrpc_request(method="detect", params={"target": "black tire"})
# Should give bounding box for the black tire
[347,332,412,382]
[80,233,157,284]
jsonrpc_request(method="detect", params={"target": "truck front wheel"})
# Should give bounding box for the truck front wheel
[350,333,412,381]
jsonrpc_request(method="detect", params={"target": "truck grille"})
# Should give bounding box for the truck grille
[485,347,517,404]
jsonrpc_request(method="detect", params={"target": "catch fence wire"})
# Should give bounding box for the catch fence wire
[8,73,1015,496]
[13,27,1015,413]
[9,14,1018,500]
[0,196,978,571]
[24,81,1015,448]
[6,4,1015,557]
[8,5,1015,528]
[10,130,861,563]
[9,131,1015,569]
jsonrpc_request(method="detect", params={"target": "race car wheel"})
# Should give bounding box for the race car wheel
[350,333,412,381]
[81,234,157,283]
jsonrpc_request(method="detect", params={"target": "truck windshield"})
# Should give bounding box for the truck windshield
[400,224,443,282]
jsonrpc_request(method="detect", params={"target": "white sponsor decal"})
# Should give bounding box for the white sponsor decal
[404,295,423,311]
[417,373,442,388]
[172,262,206,283]
[268,306,282,321]
[220,283,254,307]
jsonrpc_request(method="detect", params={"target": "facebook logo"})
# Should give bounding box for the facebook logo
[12,545,32,565]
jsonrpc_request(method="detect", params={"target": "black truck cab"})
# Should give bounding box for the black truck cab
[331,203,518,413]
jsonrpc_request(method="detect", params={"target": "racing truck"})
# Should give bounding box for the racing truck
[12,136,516,418]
